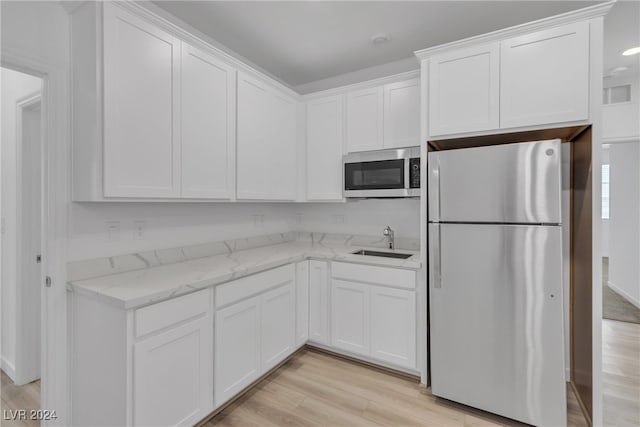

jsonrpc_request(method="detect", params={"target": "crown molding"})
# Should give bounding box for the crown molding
[302,69,420,100]
[415,1,616,60]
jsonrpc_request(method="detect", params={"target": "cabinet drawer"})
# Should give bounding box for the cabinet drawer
[216,264,295,308]
[135,289,210,338]
[331,262,415,289]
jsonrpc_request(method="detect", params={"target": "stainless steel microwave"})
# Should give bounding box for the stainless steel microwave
[343,147,420,198]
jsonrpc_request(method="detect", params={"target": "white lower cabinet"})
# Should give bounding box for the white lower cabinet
[71,288,213,427]
[213,265,296,408]
[329,262,417,370]
[331,280,370,356]
[214,296,261,407]
[308,260,329,344]
[261,283,295,371]
[370,286,416,368]
[295,261,310,346]
[134,316,213,426]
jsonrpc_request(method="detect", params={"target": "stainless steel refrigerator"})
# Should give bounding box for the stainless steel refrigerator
[428,139,566,426]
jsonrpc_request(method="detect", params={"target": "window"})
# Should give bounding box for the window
[602,164,610,219]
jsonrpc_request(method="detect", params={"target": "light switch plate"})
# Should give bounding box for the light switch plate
[105,221,121,242]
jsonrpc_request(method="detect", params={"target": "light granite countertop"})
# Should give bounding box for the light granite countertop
[68,235,421,310]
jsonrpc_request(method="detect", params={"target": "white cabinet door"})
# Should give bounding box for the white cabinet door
[306,95,344,200]
[308,261,329,344]
[214,296,261,407]
[261,282,295,371]
[346,86,384,152]
[331,280,370,356]
[269,92,298,200]
[500,22,589,128]
[237,73,269,200]
[103,3,181,197]
[429,43,500,137]
[370,286,416,369]
[384,78,420,148]
[181,43,235,199]
[237,72,297,200]
[295,261,310,346]
[133,316,212,427]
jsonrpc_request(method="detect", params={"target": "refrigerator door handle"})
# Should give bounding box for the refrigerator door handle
[429,224,442,289]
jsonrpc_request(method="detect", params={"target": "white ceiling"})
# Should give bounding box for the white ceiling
[604,1,640,78]
[153,1,639,89]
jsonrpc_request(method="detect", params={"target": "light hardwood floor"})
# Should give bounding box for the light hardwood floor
[0,370,40,427]
[602,319,640,427]
[1,321,637,427]
[205,348,588,427]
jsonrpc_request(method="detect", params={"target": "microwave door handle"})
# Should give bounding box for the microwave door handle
[404,157,410,190]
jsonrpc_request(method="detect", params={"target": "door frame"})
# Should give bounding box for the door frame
[14,91,42,386]
[1,49,70,426]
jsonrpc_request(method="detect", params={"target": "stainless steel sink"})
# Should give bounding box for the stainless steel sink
[351,249,413,259]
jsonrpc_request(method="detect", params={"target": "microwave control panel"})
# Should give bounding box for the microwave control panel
[409,158,420,189]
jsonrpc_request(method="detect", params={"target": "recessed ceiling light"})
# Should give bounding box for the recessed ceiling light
[622,46,640,56]
[371,33,391,45]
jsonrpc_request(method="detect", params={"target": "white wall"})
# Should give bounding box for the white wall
[603,73,640,141]
[291,199,420,241]
[608,140,640,308]
[0,67,42,378]
[601,146,610,257]
[68,203,293,261]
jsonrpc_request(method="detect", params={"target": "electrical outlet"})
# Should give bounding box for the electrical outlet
[133,220,146,240]
[252,214,264,228]
[105,221,121,242]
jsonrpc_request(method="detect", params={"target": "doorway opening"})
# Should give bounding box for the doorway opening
[1,66,44,420]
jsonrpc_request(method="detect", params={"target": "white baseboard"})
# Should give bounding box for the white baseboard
[1,356,17,382]
[608,280,640,309]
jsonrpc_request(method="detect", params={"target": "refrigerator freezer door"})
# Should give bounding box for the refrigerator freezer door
[429,223,566,426]
[428,140,562,224]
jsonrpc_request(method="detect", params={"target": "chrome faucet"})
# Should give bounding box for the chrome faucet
[383,226,395,250]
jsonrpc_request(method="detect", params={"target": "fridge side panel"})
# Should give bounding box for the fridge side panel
[429,223,566,426]
[432,140,562,224]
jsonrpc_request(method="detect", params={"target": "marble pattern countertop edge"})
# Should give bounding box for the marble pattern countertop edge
[68,238,422,310]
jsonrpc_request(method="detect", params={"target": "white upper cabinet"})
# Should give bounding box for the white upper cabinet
[383,78,421,148]
[428,43,500,137]
[103,3,181,197]
[423,19,594,138]
[346,86,384,152]
[181,43,236,199]
[237,72,297,200]
[269,92,298,200]
[500,22,589,128]
[330,77,420,154]
[306,95,344,200]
